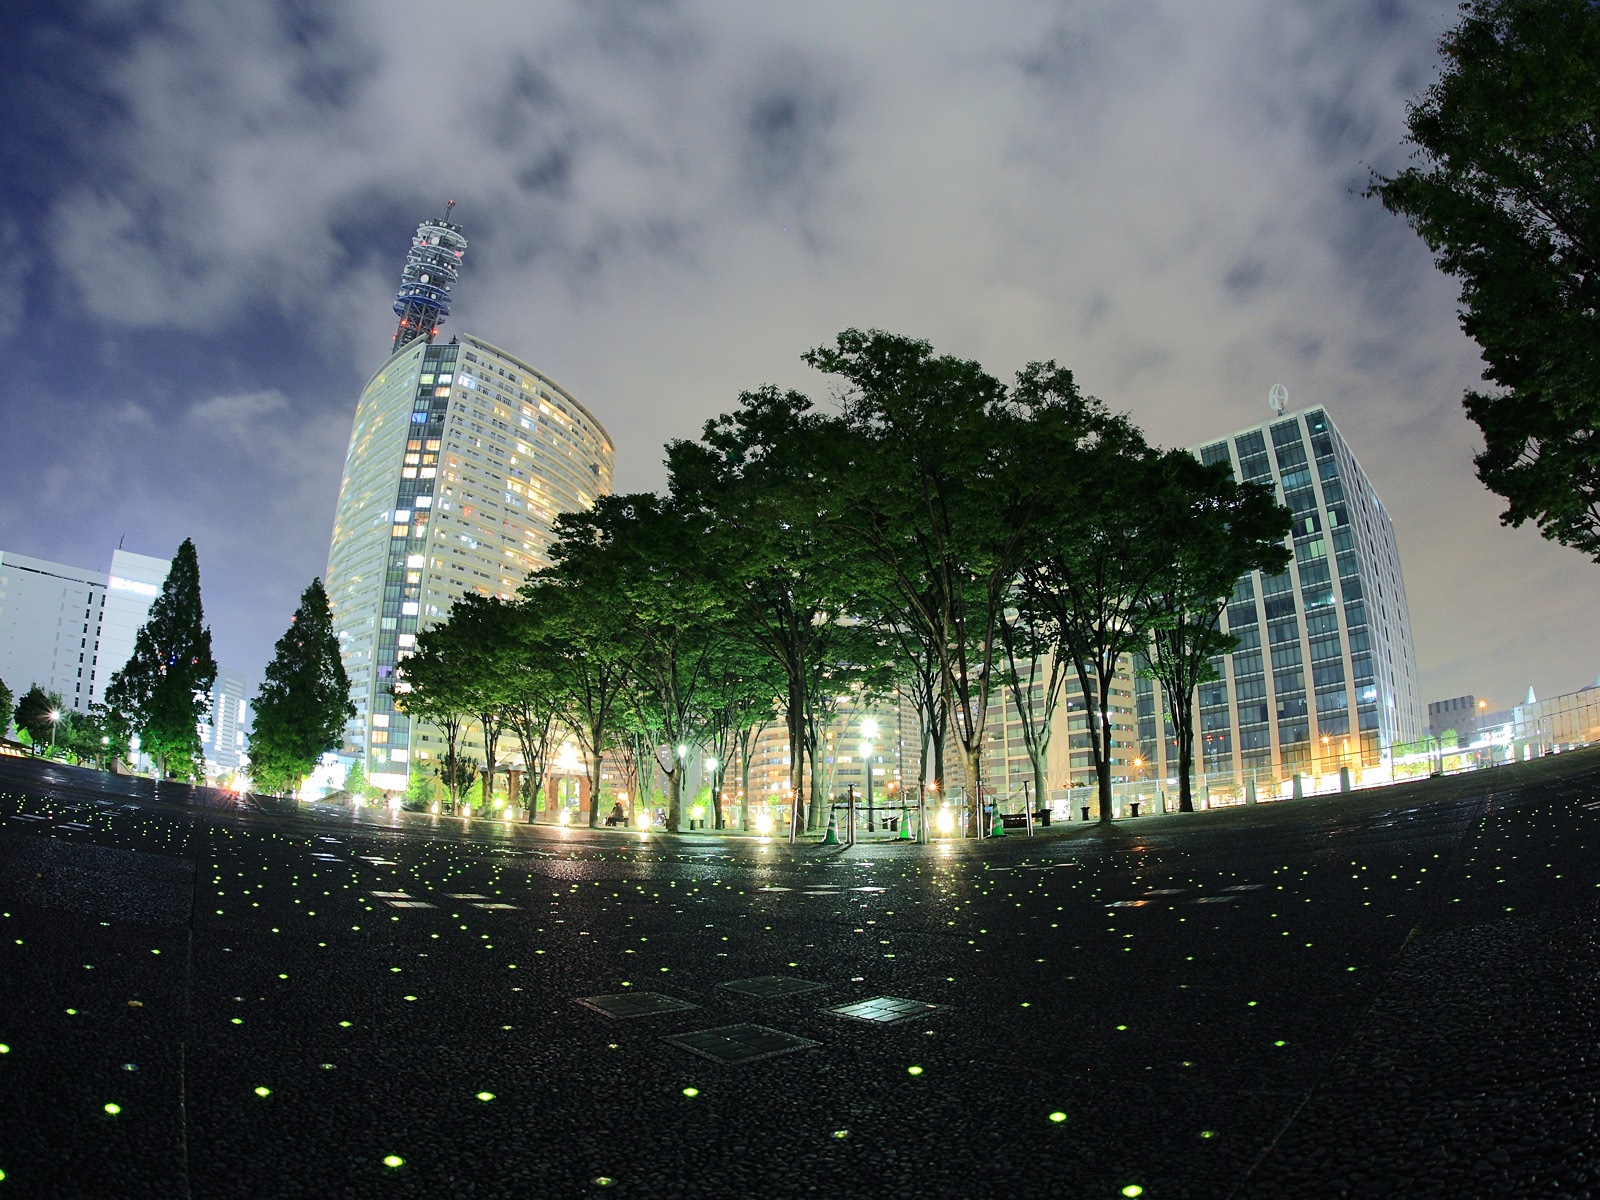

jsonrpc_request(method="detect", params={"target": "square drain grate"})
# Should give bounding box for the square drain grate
[719,975,825,1000]
[577,992,697,1019]
[827,996,943,1024]
[664,1024,820,1065]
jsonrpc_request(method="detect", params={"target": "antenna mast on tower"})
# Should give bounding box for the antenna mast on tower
[391,201,468,354]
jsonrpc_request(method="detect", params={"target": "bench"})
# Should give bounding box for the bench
[999,810,1052,829]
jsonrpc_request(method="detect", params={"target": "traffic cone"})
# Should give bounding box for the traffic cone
[989,808,1006,837]
[820,807,841,845]
[898,809,913,840]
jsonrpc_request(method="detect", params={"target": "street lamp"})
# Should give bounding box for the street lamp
[48,709,60,753]
[706,756,719,828]
[861,718,879,832]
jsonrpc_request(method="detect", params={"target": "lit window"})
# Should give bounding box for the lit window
[396,633,416,648]
[407,555,425,568]
[373,714,389,728]
[415,496,432,508]
[401,601,420,616]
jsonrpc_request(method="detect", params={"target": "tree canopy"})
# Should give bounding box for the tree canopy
[1370,0,1600,560]
[103,539,217,781]
[247,578,353,796]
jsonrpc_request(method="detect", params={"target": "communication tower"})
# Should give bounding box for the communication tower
[391,200,468,354]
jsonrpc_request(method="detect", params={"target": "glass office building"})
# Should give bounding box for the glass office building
[1136,406,1423,791]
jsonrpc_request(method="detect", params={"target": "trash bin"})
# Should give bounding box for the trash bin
[1129,801,1141,818]
[1080,805,1090,822]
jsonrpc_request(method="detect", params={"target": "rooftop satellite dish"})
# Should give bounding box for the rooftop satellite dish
[1268,383,1288,415]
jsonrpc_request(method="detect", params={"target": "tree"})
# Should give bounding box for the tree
[1017,413,1163,823]
[518,570,633,829]
[1139,453,1291,812]
[550,493,730,831]
[0,675,12,739]
[343,760,372,800]
[14,685,63,750]
[394,623,473,811]
[435,593,512,812]
[806,332,1012,836]
[247,579,354,797]
[1369,0,1600,560]
[103,539,217,781]
[666,387,867,838]
[66,702,126,770]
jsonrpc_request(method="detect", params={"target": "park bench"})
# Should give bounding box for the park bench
[999,809,1051,829]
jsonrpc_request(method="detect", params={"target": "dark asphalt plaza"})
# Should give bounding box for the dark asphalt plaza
[2,752,1599,1199]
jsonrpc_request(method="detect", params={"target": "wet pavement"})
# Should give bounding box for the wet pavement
[2,749,1598,1199]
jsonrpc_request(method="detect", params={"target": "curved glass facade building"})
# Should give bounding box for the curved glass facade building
[326,330,613,789]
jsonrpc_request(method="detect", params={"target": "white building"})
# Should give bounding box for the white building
[0,547,169,718]
[326,213,613,791]
[1136,403,1424,792]
[204,665,252,774]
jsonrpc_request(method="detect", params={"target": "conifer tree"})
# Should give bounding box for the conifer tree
[247,578,353,796]
[104,538,217,781]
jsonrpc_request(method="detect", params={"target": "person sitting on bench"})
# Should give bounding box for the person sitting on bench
[605,801,628,827]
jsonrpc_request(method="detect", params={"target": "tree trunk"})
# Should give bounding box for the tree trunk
[587,750,603,828]
[1173,693,1195,813]
[666,760,683,831]
[786,678,807,839]
[963,744,983,836]
[1030,750,1050,819]
[1095,697,1115,821]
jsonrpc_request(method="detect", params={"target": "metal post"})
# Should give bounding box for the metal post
[1023,779,1034,837]
[847,784,856,847]
[917,786,928,844]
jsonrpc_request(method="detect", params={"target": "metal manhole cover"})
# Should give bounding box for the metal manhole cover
[386,900,436,908]
[577,992,697,1018]
[827,996,943,1024]
[664,1024,820,1064]
[719,976,825,999]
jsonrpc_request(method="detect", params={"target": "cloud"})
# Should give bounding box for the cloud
[10,0,1596,708]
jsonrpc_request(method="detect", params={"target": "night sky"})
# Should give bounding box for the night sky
[2,0,1594,714]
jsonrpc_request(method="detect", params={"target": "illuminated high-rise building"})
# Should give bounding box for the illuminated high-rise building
[325,209,614,789]
[1135,402,1423,794]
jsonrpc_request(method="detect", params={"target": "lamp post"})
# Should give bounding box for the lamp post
[48,709,60,753]
[861,718,878,832]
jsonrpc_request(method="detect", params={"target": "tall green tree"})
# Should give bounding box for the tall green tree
[484,595,565,822]
[667,386,867,838]
[518,570,634,829]
[0,675,12,739]
[813,334,1120,832]
[14,685,64,750]
[103,539,216,781]
[1017,415,1161,822]
[1369,0,1600,559]
[1139,453,1291,812]
[394,622,474,810]
[247,578,353,797]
